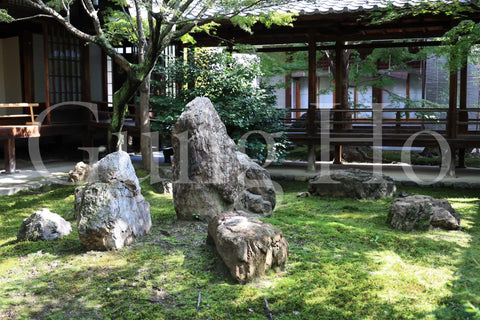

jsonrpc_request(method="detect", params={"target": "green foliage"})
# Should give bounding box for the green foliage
[46,0,74,12]
[1,182,479,319]
[0,9,13,23]
[443,19,480,69]
[150,49,288,161]
[369,0,473,25]
[370,0,480,71]
[231,11,296,34]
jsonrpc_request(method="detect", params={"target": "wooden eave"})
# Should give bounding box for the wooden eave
[193,11,469,47]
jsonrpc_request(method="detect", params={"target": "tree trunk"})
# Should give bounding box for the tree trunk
[108,75,141,151]
[139,73,152,170]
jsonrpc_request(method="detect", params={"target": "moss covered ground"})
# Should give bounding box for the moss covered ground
[0,179,479,319]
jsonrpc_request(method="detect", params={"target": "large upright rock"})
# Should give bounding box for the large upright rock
[74,151,151,250]
[308,168,396,199]
[172,97,276,220]
[17,208,72,241]
[207,211,289,283]
[388,195,461,231]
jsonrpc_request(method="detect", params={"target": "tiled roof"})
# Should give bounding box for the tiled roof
[266,0,423,15]
[191,0,461,21]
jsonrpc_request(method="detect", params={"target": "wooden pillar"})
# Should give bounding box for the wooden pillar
[4,138,15,174]
[285,74,292,120]
[405,73,410,119]
[458,63,468,168]
[447,69,458,176]
[447,70,458,139]
[295,81,301,119]
[307,31,317,172]
[21,31,34,103]
[333,41,346,164]
[42,22,51,125]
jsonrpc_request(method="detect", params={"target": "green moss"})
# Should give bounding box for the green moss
[0,180,479,319]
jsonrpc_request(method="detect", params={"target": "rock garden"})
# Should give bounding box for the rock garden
[1,98,479,320]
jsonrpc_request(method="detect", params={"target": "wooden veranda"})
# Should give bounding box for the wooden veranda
[193,0,480,173]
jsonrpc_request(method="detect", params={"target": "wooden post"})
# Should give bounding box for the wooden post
[406,73,410,119]
[285,74,291,120]
[21,31,34,103]
[447,70,458,139]
[333,41,346,164]
[295,81,301,119]
[307,31,317,172]
[42,22,51,125]
[458,62,468,168]
[447,69,458,176]
[4,138,15,174]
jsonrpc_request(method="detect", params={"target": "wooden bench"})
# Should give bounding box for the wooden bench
[0,103,40,173]
[0,103,39,125]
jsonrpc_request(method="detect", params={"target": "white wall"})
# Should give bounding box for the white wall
[264,74,285,109]
[318,75,333,109]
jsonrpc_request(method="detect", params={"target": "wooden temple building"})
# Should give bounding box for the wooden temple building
[193,0,480,173]
[1,0,480,174]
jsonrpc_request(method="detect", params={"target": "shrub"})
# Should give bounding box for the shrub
[150,49,287,162]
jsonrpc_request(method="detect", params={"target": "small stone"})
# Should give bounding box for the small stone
[17,208,72,241]
[297,192,309,199]
[68,162,90,184]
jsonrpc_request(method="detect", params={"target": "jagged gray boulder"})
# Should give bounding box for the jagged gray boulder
[172,97,275,220]
[308,168,396,199]
[74,151,151,250]
[17,208,72,241]
[207,210,289,283]
[388,195,461,231]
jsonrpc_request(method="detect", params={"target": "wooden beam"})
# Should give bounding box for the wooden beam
[333,41,346,164]
[459,64,468,134]
[448,70,458,139]
[285,74,292,120]
[255,40,444,53]
[21,31,34,103]
[43,22,51,125]
[307,31,317,171]
[458,62,468,168]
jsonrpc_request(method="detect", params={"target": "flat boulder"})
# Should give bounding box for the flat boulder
[207,210,289,283]
[74,151,151,250]
[172,97,275,220]
[388,195,461,231]
[308,168,396,199]
[17,208,72,241]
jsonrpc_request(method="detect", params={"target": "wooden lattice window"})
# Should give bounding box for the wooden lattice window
[45,24,83,104]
